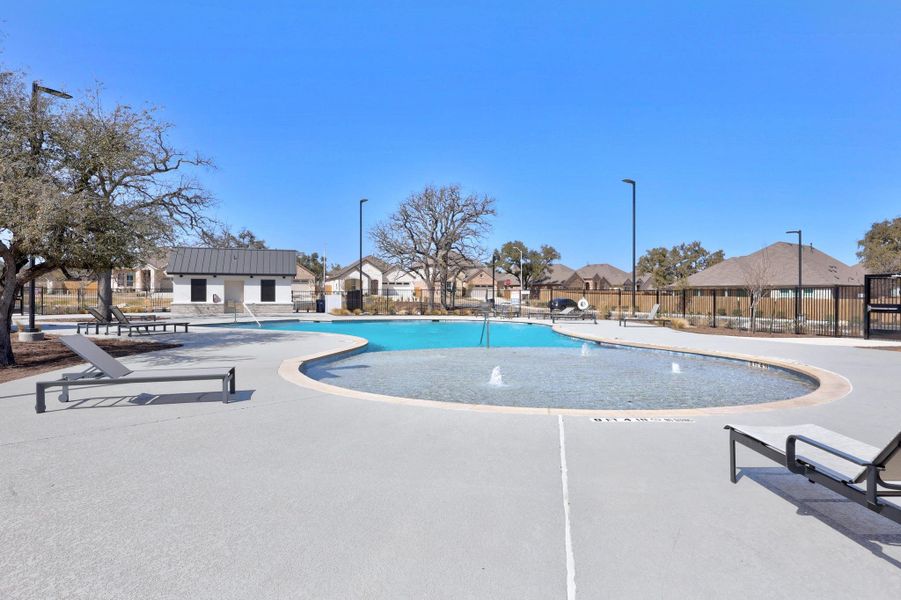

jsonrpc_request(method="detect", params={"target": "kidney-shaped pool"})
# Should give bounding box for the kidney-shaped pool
[223,319,818,410]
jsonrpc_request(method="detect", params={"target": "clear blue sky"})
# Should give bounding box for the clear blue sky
[4,2,900,268]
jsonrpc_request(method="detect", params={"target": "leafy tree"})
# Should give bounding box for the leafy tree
[371,184,495,308]
[495,241,560,289]
[637,242,724,288]
[200,225,267,249]
[857,217,901,273]
[0,68,214,366]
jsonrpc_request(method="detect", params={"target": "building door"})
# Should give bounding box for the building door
[224,280,244,313]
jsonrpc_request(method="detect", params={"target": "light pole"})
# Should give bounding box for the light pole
[622,179,637,316]
[358,198,368,310]
[514,246,524,316]
[786,229,802,334]
[27,81,72,333]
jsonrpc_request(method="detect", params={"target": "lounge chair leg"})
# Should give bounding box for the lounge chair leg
[729,433,737,483]
[229,368,236,394]
[35,384,46,414]
[222,377,229,403]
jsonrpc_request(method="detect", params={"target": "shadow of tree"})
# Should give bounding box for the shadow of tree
[741,467,901,568]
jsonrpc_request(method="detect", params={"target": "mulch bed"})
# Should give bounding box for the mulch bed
[857,346,901,352]
[678,325,819,339]
[0,335,181,384]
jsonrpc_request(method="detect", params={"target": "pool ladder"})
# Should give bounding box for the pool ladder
[479,311,491,348]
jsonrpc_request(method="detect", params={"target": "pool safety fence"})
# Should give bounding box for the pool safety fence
[17,287,173,315]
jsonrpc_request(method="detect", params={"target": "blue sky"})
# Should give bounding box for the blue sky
[4,2,900,268]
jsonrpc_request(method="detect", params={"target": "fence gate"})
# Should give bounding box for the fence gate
[864,274,901,340]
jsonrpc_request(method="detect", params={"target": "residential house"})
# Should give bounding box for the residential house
[568,263,631,290]
[292,263,317,296]
[112,256,172,292]
[167,247,297,315]
[684,242,863,297]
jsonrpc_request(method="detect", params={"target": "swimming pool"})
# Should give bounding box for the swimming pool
[224,319,817,409]
[231,319,582,351]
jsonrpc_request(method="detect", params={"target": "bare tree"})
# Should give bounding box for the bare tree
[0,70,214,366]
[199,224,267,249]
[371,184,495,309]
[739,249,774,332]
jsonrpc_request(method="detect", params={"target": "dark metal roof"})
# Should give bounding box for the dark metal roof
[166,247,297,276]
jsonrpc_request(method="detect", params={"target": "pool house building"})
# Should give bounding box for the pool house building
[167,247,298,316]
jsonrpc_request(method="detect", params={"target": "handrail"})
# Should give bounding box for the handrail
[242,302,262,327]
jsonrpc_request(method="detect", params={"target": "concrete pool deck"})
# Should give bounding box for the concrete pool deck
[1,318,900,598]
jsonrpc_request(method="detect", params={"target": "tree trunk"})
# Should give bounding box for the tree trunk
[97,269,113,320]
[0,285,18,367]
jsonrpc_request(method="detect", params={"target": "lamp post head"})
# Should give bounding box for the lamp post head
[622,178,636,185]
[786,229,800,234]
[32,82,72,99]
[360,198,368,204]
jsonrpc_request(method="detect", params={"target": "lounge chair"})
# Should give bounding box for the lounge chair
[618,303,671,327]
[726,424,901,525]
[110,306,190,336]
[76,307,113,334]
[35,335,236,413]
[551,306,597,324]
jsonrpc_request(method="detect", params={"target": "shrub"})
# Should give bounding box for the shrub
[669,318,689,330]
[715,307,726,316]
[352,308,362,316]
[731,308,743,317]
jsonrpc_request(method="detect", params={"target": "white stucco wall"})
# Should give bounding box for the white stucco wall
[172,275,291,305]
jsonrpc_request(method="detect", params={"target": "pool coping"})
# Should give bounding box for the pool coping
[276,319,853,416]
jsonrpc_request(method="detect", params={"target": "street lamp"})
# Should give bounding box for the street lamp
[622,178,637,316]
[514,246,524,316]
[26,81,72,333]
[786,229,802,334]
[358,198,368,310]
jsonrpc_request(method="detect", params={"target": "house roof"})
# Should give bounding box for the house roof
[539,264,577,285]
[576,263,630,285]
[327,255,392,280]
[167,247,297,276]
[685,242,863,288]
[295,263,316,280]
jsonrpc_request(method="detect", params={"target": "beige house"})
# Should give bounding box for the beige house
[292,263,317,295]
[112,256,172,292]
[685,242,863,295]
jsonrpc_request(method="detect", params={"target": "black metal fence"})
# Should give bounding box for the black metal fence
[538,286,867,337]
[864,274,901,340]
[17,287,173,315]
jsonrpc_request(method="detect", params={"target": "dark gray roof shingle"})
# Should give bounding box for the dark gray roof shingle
[167,247,297,276]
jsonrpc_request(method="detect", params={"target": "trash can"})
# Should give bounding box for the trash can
[316,297,325,313]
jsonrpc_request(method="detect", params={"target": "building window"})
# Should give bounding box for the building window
[126,273,134,288]
[261,279,276,302]
[190,279,207,302]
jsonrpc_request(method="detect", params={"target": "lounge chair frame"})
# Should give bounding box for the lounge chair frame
[75,307,112,335]
[619,303,671,327]
[110,306,190,337]
[727,426,901,525]
[35,335,235,413]
[550,306,598,324]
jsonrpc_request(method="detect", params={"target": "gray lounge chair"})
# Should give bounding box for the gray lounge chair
[551,305,597,324]
[35,335,235,413]
[110,306,190,336]
[726,424,901,525]
[76,307,112,334]
[619,303,671,327]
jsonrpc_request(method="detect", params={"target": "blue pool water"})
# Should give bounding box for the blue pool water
[220,318,817,409]
[230,319,582,352]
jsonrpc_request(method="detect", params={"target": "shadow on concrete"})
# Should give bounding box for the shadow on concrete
[48,389,255,410]
[742,467,901,569]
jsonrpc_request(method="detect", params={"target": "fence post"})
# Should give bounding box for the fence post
[682,289,687,318]
[712,289,717,328]
[833,285,840,338]
[655,288,660,310]
[617,288,622,316]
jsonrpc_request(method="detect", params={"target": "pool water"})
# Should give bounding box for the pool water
[235,319,582,351]
[224,319,817,409]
